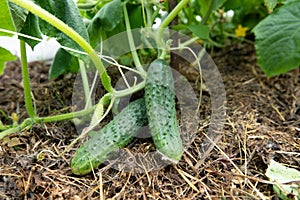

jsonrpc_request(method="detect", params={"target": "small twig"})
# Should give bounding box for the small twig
[110,171,132,199]
[24,167,33,200]
[99,172,104,200]
[270,103,286,121]
[173,165,200,193]
[275,151,300,156]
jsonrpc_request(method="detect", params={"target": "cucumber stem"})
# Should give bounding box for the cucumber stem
[201,0,215,25]
[0,118,33,139]
[123,3,147,77]
[79,61,92,109]
[20,40,36,119]
[35,106,96,123]
[156,0,189,58]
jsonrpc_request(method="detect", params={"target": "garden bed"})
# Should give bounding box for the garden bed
[0,43,299,199]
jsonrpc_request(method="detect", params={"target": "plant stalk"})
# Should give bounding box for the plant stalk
[156,0,189,58]
[20,40,36,118]
[35,106,96,123]
[79,61,92,109]
[123,3,147,77]
[168,0,180,71]
[201,0,215,25]
[0,118,33,139]
[113,81,145,98]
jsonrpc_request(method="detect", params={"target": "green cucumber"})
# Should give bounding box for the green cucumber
[144,59,182,162]
[71,98,147,175]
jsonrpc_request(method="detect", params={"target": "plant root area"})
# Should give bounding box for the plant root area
[0,43,299,199]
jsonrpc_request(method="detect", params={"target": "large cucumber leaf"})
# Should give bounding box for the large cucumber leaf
[252,1,300,76]
[0,47,17,75]
[36,0,89,60]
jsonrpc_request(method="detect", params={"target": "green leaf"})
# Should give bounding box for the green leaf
[252,1,300,77]
[266,160,300,199]
[94,0,123,31]
[20,13,42,48]
[49,48,79,79]
[187,24,209,40]
[0,0,16,36]
[264,0,278,12]
[7,2,28,32]
[0,47,17,75]
[36,0,89,60]
[88,0,123,48]
[127,4,143,29]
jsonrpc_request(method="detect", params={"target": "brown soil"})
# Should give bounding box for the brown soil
[0,43,299,199]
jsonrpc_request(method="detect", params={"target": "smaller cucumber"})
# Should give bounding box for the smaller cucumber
[71,98,147,175]
[145,59,182,162]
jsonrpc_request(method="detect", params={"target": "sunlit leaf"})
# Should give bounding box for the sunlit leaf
[0,0,16,36]
[0,47,17,75]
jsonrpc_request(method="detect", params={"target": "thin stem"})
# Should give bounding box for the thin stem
[79,61,92,109]
[20,40,36,118]
[141,0,147,27]
[145,2,153,28]
[159,0,189,31]
[0,118,33,139]
[60,96,114,156]
[36,106,96,123]
[113,81,145,98]
[156,0,189,58]
[201,0,215,25]
[123,3,147,77]
[180,37,200,47]
[10,0,113,92]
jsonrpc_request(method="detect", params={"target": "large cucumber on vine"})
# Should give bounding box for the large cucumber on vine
[144,59,182,162]
[71,98,147,175]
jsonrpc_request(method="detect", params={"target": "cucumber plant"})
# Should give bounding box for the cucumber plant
[0,0,195,174]
[1,0,293,175]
